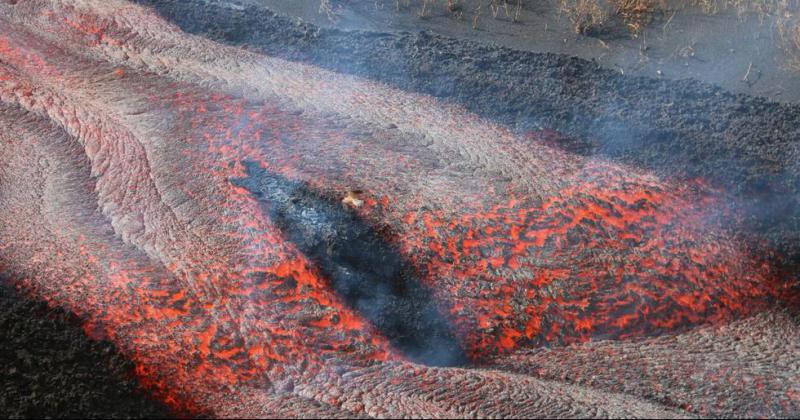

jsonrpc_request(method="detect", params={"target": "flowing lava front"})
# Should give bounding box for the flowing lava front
[0,1,798,418]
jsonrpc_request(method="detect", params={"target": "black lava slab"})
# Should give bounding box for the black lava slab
[134,0,800,270]
[0,282,172,419]
[233,160,466,367]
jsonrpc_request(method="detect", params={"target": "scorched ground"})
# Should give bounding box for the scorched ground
[0,0,798,418]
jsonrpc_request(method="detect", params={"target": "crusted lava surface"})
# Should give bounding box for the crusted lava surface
[136,0,800,267]
[231,162,465,367]
[0,282,171,419]
[0,0,798,418]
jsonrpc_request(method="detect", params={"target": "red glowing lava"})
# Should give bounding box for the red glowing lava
[0,1,797,417]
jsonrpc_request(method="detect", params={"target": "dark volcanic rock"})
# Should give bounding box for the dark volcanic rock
[232,161,466,367]
[0,282,172,419]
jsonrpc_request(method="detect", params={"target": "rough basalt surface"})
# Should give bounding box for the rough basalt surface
[135,0,800,267]
[0,282,171,419]
[0,1,798,418]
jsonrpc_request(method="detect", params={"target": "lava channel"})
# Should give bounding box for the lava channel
[0,0,797,418]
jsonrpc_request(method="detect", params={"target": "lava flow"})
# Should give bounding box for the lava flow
[0,0,797,418]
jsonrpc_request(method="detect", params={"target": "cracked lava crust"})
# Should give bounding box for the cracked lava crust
[0,1,798,418]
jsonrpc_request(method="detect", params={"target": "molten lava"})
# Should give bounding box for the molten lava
[0,1,797,418]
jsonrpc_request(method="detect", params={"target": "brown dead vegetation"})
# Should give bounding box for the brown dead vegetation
[320,1,522,23]
[320,0,800,71]
[559,0,609,34]
[558,0,800,66]
[558,0,662,35]
[778,10,800,70]
[698,0,800,70]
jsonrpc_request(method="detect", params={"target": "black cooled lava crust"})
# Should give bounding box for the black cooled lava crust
[0,282,172,419]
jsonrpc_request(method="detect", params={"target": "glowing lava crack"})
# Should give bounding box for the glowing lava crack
[0,0,797,418]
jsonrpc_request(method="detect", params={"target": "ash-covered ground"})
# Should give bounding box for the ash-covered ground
[1,0,799,418]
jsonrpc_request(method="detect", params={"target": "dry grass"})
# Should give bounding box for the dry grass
[559,0,667,35]
[559,0,609,33]
[559,0,800,69]
[616,0,663,32]
[320,0,800,71]
[489,0,525,21]
[778,10,800,70]
[715,0,800,71]
[317,1,523,23]
[319,0,339,21]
